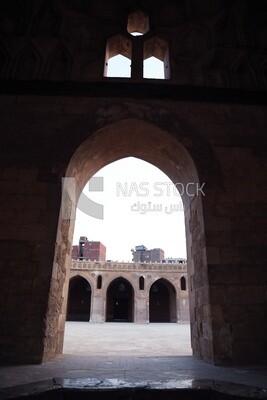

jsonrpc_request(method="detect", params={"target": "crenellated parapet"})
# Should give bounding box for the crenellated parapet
[71,260,188,273]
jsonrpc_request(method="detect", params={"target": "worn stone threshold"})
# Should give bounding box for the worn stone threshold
[1,379,267,400]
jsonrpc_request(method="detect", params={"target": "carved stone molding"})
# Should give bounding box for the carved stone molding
[71,260,188,273]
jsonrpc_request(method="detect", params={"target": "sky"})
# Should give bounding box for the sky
[107,54,165,79]
[73,157,187,262]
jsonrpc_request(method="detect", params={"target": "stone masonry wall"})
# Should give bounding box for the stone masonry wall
[0,95,266,365]
[68,260,190,323]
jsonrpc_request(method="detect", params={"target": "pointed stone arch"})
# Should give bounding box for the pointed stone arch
[32,0,61,37]
[204,50,227,88]
[104,34,132,78]
[46,43,72,80]
[0,43,9,78]
[66,275,92,321]
[143,36,170,79]
[41,102,222,363]
[106,277,135,322]
[0,0,27,36]
[15,42,42,80]
[216,10,239,48]
[149,278,177,322]
[230,55,257,90]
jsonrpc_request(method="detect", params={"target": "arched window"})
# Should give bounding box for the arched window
[104,12,170,80]
[104,34,131,78]
[67,276,91,321]
[143,37,170,79]
[181,276,186,291]
[97,275,102,289]
[139,276,145,290]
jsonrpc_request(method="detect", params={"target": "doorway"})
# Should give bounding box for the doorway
[149,278,177,322]
[52,115,212,363]
[66,276,91,321]
[106,278,134,322]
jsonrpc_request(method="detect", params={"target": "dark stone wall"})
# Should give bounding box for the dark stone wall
[0,97,266,364]
[0,0,267,89]
[0,0,266,365]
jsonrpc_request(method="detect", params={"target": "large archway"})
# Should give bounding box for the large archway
[66,276,91,321]
[106,277,134,322]
[46,107,219,364]
[149,279,177,323]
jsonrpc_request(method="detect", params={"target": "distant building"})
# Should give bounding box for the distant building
[131,245,164,263]
[163,257,187,264]
[72,236,106,261]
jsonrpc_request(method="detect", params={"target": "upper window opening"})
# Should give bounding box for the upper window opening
[144,37,170,79]
[104,17,170,80]
[131,32,143,37]
[144,56,164,79]
[104,34,132,78]
[127,10,149,36]
[107,54,131,78]
[97,275,102,290]
[139,276,145,290]
[181,276,186,291]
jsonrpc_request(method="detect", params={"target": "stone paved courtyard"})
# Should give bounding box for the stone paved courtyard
[1,322,267,392]
[63,322,192,356]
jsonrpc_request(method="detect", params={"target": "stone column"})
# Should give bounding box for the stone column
[180,295,190,322]
[131,36,144,80]
[134,297,149,323]
[176,297,181,322]
[90,293,105,323]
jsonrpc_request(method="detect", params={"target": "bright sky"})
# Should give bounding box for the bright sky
[73,157,187,262]
[107,54,165,79]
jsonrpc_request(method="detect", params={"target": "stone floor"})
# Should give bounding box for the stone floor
[63,321,192,356]
[0,322,267,398]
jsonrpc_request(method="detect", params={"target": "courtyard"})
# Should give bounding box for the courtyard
[1,322,267,393]
[63,322,192,356]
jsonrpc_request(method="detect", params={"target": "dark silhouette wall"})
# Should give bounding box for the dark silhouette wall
[0,0,266,366]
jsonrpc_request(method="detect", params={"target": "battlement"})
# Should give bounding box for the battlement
[71,260,188,273]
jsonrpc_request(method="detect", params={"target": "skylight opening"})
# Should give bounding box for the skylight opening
[127,10,149,36]
[131,31,143,37]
